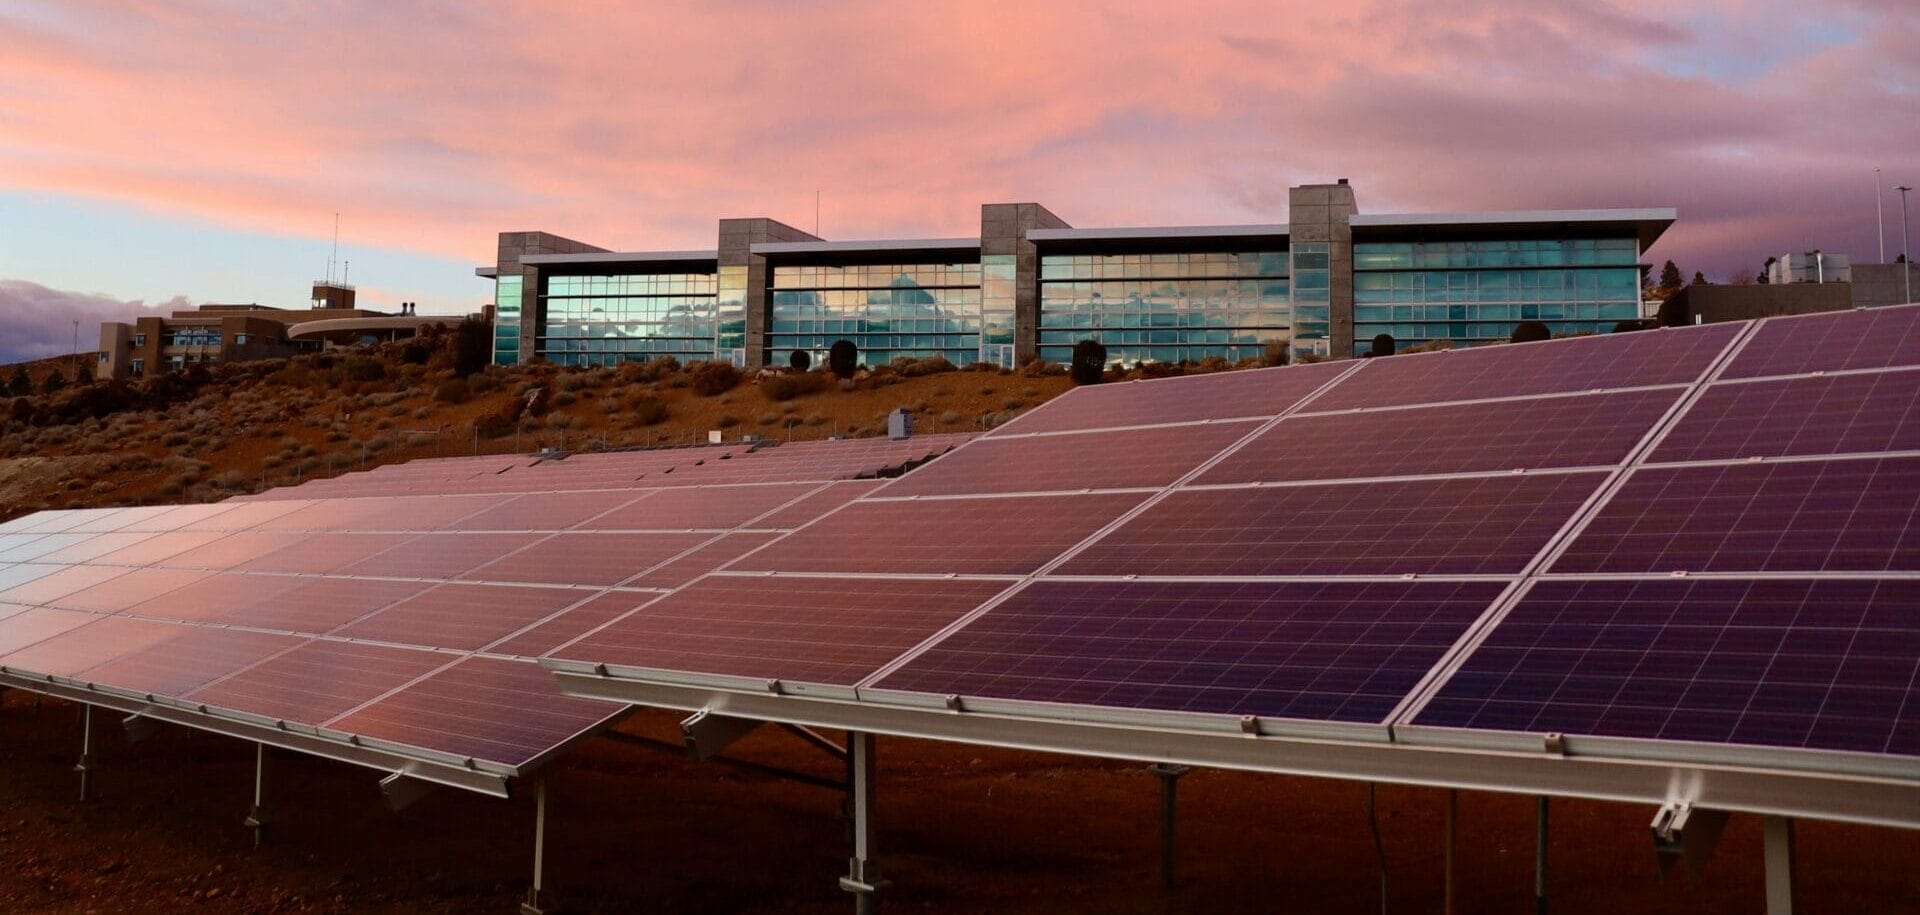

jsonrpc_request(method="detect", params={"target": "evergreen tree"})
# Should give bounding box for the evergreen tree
[1691,271,1710,286]
[1658,260,1684,292]
[5,365,29,397]
[39,367,66,395]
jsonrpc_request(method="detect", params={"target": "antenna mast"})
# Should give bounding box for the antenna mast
[329,212,340,283]
[1878,169,1887,264]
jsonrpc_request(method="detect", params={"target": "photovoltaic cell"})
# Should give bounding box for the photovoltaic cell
[337,533,543,580]
[79,628,303,698]
[1652,371,1920,463]
[996,360,1352,436]
[459,533,708,586]
[750,480,885,529]
[1062,473,1604,577]
[327,657,621,769]
[626,532,779,588]
[177,500,311,532]
[732,492,1148,576]
[1553,457,1920,574]
[184,640,449,726]
[555,575,1011,686]
[448,490,648,531]
[0,564,130,606]
[1415,578,1920,756]
[89,531,234,568]
[234,532,415,575]
[885,421,1260,497]
[1200,389,1678,485]
[44,567,212,613]
[122,572,303,623]
[32,531,159,564]
[575,483,819,530]
[877,580,1506,722]
[152,532,308,570]
[336,583,588,651]
[1307,323,1740,412]
[489,591,656,658]
[0,564,60,594]
[0,533,89,562]
[210,576,430,634]
[0,616,180,678]
[0,607,98,657]
[1722,306,1920,379]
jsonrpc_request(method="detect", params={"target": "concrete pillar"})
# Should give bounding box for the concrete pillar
[718,217,819,369]
[980,203,1071,364]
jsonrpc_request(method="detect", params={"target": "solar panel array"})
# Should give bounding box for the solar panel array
[0,433,972,787]
[547,305,1920,778]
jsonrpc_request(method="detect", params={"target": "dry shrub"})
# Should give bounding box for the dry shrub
[688,361,741,396]
[627,394,669,425]
[760,371,830,402]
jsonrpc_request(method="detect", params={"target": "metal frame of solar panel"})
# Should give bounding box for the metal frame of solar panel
[545,307,1920,835]
[0,432,971,799]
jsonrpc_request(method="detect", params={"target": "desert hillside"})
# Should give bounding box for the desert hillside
[0,327,1290,522]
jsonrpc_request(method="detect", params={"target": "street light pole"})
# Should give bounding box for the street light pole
[1899,185,1914,305]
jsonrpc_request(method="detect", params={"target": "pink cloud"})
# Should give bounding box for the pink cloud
[0,0,1914,279]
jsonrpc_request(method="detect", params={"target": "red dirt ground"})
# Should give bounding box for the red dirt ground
[2,693,1915,913]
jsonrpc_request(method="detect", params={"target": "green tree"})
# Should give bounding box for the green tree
[39,367,67,395]
[5,365,29,397]
[1691,271,1710,286]
[1658,260,1684,292]
[454,317,492,378]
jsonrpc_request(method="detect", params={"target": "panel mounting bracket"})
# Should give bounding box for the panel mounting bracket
[681,710,766,761]
[1650,801,1729,881]
[121,713,163,744]
[380,771,439,813]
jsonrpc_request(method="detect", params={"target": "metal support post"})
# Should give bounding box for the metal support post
[521,778,550,915]
[1443,789,1457,915]
[839,732,885,913]
[75,704,95,802]
[1149,763,1188,891]
[1534,796,1548,915]
[244,743,270,848]
[1763,816,1795,915]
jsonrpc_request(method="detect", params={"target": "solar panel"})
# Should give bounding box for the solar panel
[44,567,211,613]
[576,483,820,530]
[0,564,131,606]
[89,530,234,567]
[750,480,886,529]
[884,421,1261,497]
[32,531,159,564]
[1061,473,1604,577]
[1413,578,1920,756]
[489,591,655,658]
[1651,370,1920,463]
[0,607,99,656]
[448,490,650,531]
[1306,323,1740,413]
[627,532,779,588]
[995,361,1351,435]
[0,616,181,678]
[556,575,1012,687]
[335,583,589,651]
[150,531,308,570]
[207,576,430,634]
[874,579,1506,723]
[0,532,90,562]
[731,492,1148,576]
[182,640,451,725]
[326,657,624,770]
[234,532,415,575]
[1199,389,1680,485]
[338,533,543,580]
[1722,306,1920,379]
[1552,457,1920,574]
[124,571,304,623]
[78,627,303,697]
[459,532,709,586]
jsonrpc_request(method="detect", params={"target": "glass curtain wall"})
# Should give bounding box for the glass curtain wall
[1352,238,1641,349]
[492,275,522,365]
[769,262,982,367]
[536,272,718,367]
[1036,250,1290,365]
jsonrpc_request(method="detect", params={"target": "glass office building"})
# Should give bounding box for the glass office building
[538,271,718,367]
[1352,238,1642,350]
[1036,251,1289,364]
[481,183,1670,367]
[770,261,982,366]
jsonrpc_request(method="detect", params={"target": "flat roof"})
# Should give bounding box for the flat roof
[1027,224,1290,243]
[474,266,498,278]
[1351,208,1676,247]
[752,238,980,256]
[519,250,718,266]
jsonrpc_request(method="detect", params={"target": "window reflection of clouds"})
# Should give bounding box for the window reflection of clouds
[1037,250,1293,365]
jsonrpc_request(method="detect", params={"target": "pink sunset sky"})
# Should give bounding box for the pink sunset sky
[0,0,1916,351]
